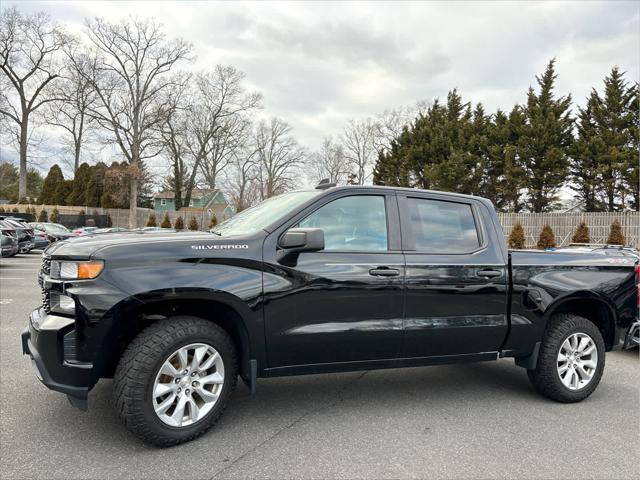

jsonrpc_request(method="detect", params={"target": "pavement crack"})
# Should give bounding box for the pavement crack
[209,371,368,480]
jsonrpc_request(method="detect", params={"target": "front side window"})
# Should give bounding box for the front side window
[406,198,480,253]
[299,195,388,251]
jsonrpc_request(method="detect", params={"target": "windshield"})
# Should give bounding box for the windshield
[214,191,321,236]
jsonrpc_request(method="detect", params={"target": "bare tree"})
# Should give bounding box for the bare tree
[222,147,260,213]
[181,66,261,208]
[373,100,429,154]
[0,8,68,199]
[341,118,376,184]
[255,117,306,199]
[76,17,191,227]
[158,75,190,209]
[44,46,98,173]
[308,136,349,185]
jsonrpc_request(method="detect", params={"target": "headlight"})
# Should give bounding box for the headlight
[51,260,104,280]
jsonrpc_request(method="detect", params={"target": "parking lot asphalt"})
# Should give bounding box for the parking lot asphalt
[1,252,638,480]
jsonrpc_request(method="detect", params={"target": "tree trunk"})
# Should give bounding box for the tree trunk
[18,120,28,200]
[129,177,138,229]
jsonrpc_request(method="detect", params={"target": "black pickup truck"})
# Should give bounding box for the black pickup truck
[22,185,639,446]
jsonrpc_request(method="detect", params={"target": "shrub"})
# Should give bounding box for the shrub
[12,207,19,213]
[50,208,59,223]
[106,213,113,228]
[174,215,184,230]
[208,214,218,230]
[160,213,171,228]
[571,221,591,243]
[188,216,199,231]
[146,213,158,227]
[536,224,556,249]
[606,219,625,245]
[77,209,86,227]
[38,209,48,222]
[508,223,525,249]
[0,207,4,213]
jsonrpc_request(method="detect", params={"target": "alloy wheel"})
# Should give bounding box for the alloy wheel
[152,343,225,427]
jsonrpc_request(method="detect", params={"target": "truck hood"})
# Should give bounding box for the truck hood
[44,230,249,259]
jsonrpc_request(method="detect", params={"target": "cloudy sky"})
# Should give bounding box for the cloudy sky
[4,0,640,154]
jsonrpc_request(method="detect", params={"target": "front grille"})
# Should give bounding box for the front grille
[41,289,51,314]
[40,255,51,312]
[41,255,51,275]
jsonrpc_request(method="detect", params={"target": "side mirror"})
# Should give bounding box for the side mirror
[279,228,324,253]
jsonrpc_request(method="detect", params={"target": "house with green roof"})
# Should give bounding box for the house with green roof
[154,188,235,220]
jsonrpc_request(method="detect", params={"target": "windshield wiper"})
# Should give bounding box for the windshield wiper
[209,229,222,236]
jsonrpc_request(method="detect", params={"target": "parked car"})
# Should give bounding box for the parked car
[22,184,639,447]
[30,222,77,243]
[72,227,99,236]
[92,227,129,234]
[32,230,49,249]
[0,217,35,253]
[1,224,19,257]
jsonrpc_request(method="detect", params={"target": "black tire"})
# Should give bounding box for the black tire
[113,316,238,447]
[527,313,605,403]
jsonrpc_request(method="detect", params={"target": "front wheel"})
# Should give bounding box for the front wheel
[527,314,605,403]
[113,316,238,446]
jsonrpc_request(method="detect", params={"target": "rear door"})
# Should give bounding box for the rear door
[398,193,509,358]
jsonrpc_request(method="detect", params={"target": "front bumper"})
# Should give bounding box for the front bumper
[624,319,640,349]
[21,308,96,410]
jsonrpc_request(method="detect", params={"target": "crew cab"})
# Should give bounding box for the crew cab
[22,184,639,446]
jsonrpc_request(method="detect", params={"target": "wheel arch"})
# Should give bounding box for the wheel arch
[544,292,617,350]
[95,288,260,383]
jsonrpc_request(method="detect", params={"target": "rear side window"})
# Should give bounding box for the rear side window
[406,198,480,253]
[299,195,388,251]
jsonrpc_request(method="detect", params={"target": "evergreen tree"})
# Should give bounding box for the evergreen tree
[519,59,574,212]
[188,216,199,230]
[571,221,591,243]
[537,224,556,249]
[483,107,527,211]
[589,68,637,211]
[606,219,625,245]
[86,163,106,208]
[50,208,59,223]
[0,207,4,213]
[161,213,171,228]
[508,223,526,249]
[66,163,93,206]
[40,165,65,205]
[146,213,157,227]
[626,82,639,210]
[106,214,113,228]
[208,214,218,229]
[11,207,19,213]
[174,215,184,230]
[570,96,604,211]
[38,209,48,222]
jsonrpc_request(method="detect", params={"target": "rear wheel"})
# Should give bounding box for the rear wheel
[113,316,237,446]
[527,314,605,403]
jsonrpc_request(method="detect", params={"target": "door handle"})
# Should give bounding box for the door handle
[476,269,503,278]
[369,267,400,277]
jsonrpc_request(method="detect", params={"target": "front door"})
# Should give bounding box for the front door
[398,193,509,358]
[262,191,405,369]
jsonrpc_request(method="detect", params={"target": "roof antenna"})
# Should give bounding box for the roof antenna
[315,178,336,190]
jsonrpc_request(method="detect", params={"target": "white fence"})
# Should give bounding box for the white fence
[497,211,640,248]
[3,203,639,246]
